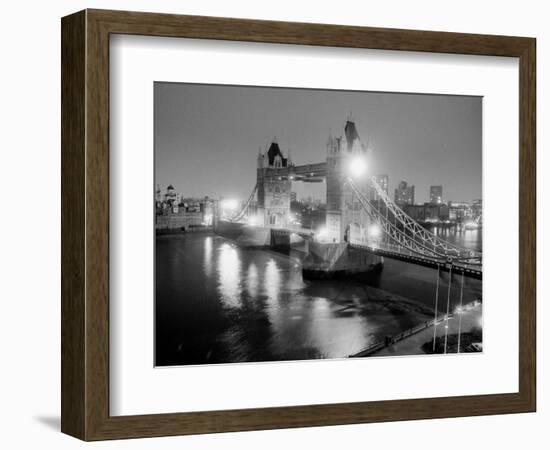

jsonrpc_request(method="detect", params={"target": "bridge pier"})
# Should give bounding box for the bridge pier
[214,221,382,278]
[302,241,383,279]
[215,220,310,249]
[270,229,291,249]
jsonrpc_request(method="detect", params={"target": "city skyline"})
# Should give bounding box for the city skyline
[154,179,481,212]
[155,83,482,205]
[155,178,480,207]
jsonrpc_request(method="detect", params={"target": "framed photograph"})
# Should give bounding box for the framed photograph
[61,9,536,440]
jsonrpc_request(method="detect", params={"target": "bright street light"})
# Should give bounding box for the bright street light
[348,155,367,178]
[220,198,239,211]
[316,226,328,242]
[368,224,381,238]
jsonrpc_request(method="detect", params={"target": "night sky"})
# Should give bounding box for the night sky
[154,82,481,204]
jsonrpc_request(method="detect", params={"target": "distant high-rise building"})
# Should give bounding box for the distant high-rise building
[430,185,443,204]
[370,174,389,201]
[395,181,415,206]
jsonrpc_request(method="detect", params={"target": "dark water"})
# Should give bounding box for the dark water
[155,229,482,366]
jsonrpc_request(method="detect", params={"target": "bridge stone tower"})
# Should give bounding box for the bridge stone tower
[325,120,370,243]
[256,140,292,227]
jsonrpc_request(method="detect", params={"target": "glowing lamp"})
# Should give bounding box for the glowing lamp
[368,224,381,238]
[221,198,239,211]
[348,156,367,178]
[316,227,328,241]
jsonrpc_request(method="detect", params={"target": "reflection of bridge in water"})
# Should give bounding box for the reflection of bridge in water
[215,119,481,281]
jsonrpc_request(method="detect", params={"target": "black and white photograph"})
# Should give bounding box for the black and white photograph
[154,82,483,367]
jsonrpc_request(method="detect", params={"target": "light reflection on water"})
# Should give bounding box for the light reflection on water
[264,259,281,304]
[434,228,482,252]
[217,243,241,308]
[203,236,213,277]
[155,231,482,366]
[246,263,259,298]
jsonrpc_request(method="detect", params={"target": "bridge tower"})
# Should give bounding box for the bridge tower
[325,120,370,243]
[256,140,292,227]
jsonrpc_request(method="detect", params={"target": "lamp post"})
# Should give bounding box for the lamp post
[457,271,465,353]
[443,263,453,354]
[432,264,441,352]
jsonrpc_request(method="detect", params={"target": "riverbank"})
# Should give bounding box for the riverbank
[156,226,213,235]
[363,302,482,357]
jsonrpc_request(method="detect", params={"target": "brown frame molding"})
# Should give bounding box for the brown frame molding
[61,9,536,441]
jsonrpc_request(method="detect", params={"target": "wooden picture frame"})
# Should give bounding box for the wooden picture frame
[61,9,536,441]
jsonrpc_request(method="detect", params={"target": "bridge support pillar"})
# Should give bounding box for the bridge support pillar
[302,242,383,279]
[270,229,291,249]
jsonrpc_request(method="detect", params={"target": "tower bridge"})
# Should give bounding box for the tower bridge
[215,119,482,280]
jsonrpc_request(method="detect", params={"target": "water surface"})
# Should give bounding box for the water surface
[155,228,482,366]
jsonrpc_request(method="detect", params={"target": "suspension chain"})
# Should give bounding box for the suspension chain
[348,177,481,266]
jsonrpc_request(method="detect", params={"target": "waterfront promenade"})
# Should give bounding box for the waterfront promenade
[374,303,482,357]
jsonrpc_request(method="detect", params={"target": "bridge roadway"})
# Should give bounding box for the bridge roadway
[349,242,482,280]
[256,225,482,280]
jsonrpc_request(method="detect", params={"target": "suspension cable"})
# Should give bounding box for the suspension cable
[231,183,258,222]
[348,177,482,267]
[348,178,449,259]
[367,176,481,260]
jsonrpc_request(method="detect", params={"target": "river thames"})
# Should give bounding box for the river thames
[155,229,482,366]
